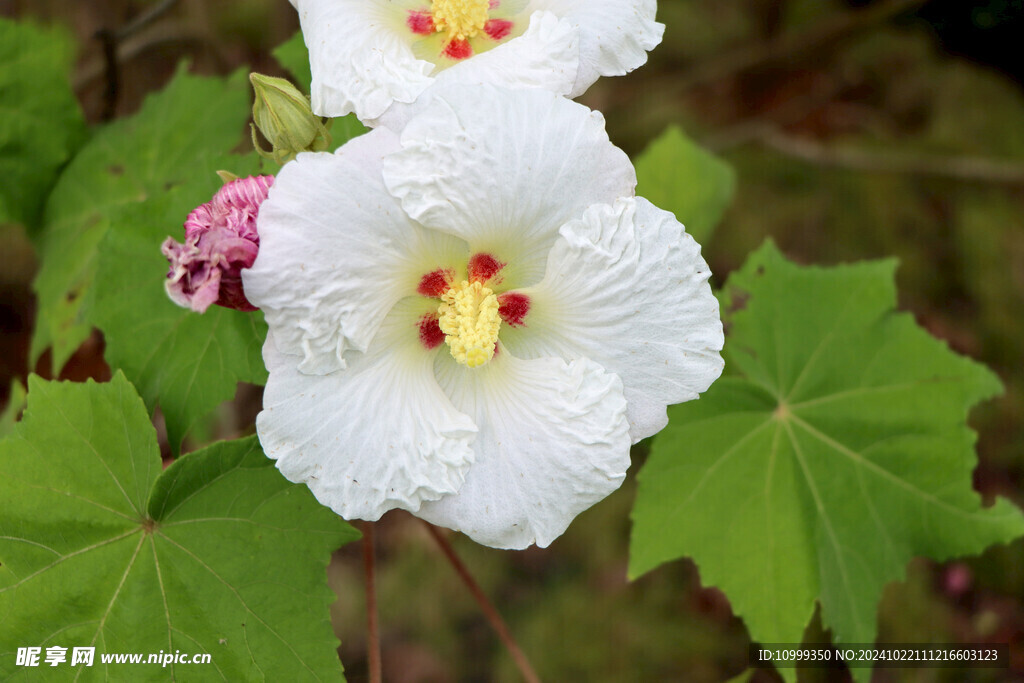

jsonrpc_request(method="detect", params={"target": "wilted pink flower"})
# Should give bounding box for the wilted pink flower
[161,175,274,313]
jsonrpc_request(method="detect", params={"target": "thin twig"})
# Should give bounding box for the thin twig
[74,28,207,92]
[93,0,181,118]
[752,128,1024,185]
[361,522,382,683]
[666,0,927,94]
[423,523,541,683]
[115,0,181,40]
[94,28,119,121]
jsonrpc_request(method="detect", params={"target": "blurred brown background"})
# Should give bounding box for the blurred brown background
[1,0,1022,680]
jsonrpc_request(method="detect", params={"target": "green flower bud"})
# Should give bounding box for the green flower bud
[250,73,332,164]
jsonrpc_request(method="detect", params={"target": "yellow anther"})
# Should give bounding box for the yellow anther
[438,280,501,368]
[431,0,490,41]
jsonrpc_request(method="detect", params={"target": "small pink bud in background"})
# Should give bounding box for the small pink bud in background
[161,175,274,313]
[944,562,973,597]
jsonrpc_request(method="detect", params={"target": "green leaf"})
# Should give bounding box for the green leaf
[634,126,735,245]
[630,242,1024,664]
[328,114,371,149]
[0,18,87,230]
[0,373,358,680]
[272,31,367,149]
[31,66,252,373]
[88,164,267,453]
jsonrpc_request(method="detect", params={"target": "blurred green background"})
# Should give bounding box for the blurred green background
[1,0,1022,680]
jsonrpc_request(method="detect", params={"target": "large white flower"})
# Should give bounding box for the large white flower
[289,0,663,125]
[243,86,723,549]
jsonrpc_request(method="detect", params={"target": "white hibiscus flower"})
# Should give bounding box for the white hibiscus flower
[242,86,723,549]
[289,0,663,125]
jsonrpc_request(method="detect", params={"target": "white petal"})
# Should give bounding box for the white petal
[294,0,434,120]
[503,198,724,442]
[374,11,580,130]
[258,304,478,522]
[383,85,635,285]
[418,351,631,549]
[526,0,664,96]
[243,128,466,375]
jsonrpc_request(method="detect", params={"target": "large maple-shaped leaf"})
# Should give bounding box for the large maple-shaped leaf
[31,66,251,373]
[88,165,267,453]
[630,242,1024,670]
[634,126,735,245]
[0,18,86,230]
[0,373,358,680]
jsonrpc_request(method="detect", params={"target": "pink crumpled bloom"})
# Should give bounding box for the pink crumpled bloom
[161,175,274,313]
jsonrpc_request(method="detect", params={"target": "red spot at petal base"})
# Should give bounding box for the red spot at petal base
[484,19,513,40]
[407,10,435,35]
[468,253,505,283]
[498,292,530,327]
[418,268,454,297]
[418,314,446,349]
[443,38,473,60]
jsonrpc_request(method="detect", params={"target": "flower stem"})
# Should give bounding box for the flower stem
[423,522,541,683]
[360,522,382,683]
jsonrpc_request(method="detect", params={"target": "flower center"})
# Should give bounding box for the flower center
[431,0,490,41]
[438,280,501,368]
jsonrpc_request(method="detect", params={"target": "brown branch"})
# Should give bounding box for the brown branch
[361,523,382,683]
[423,523,541,683]
[115,0,181,40]
[91,0,181,118]
[74,28,207,93]
[753,129,1024,185]
[94,28,119,122]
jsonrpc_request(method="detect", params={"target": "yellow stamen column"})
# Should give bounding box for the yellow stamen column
[438,280,501,368]
[430,0,490,41]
